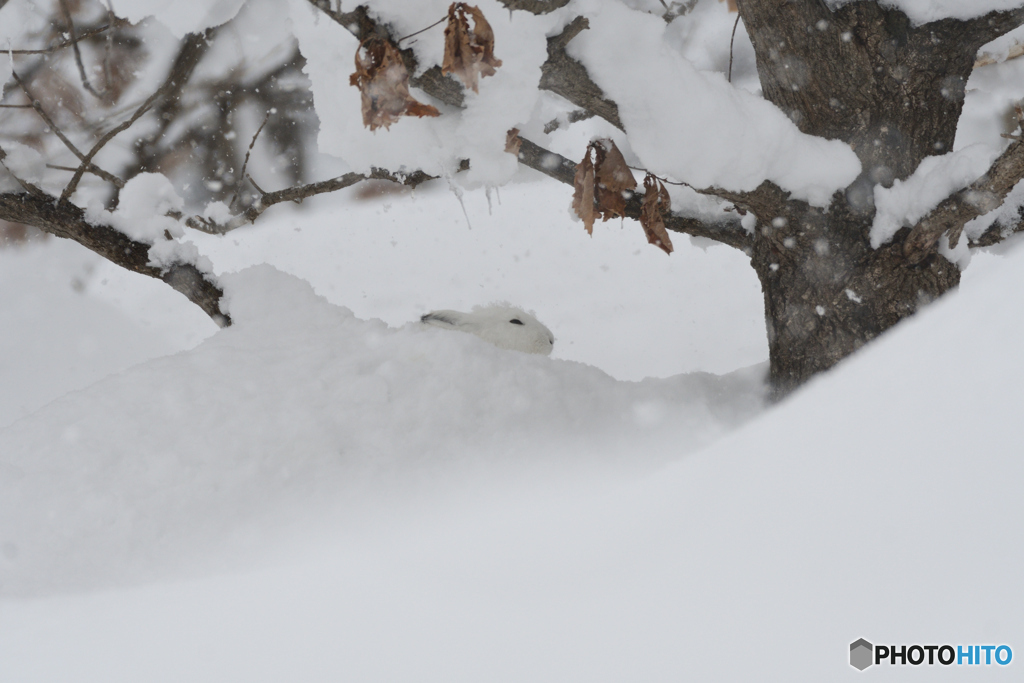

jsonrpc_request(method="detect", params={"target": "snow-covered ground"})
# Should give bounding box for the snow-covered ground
[3,0,1024,678]
[1,174,1022,680]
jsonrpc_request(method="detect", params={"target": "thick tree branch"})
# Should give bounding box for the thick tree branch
[539,16,624,131]
[0,192,229,325]
[959,6,1024,48]
[516,138,750,249]
[904,137,1024,263]
[972,215,1024,247]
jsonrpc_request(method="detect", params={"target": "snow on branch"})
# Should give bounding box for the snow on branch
[0,192,229,325]
[299,1,749,250]
[904,137,1024,263]
[539,16,624,132]
[516,137,750,250]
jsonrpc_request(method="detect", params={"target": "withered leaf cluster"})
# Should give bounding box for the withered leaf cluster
[350,38,440,131]
[571,139,636,235]
[571,140,674,253]
[504,127,521,155]
[640,174,674,254]
[442,3,502,93]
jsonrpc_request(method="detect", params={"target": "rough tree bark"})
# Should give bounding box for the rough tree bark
[732,0,1024,397]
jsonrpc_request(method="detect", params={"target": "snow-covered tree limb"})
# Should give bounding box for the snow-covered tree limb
[302,2,748,249]
[516,137,750,249]
[904,137,1024,262]
[539,16,624,132]
[960,6,1024,48]
[0,192,229,325]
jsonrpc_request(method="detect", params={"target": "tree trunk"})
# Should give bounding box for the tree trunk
[736,183,959,397]
[735,0,1013,397]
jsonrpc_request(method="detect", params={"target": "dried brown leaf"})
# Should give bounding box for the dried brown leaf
[572,146,596,235]
[505,127,521,155]
[442,3,502,93]
[640,174,674,254]
[350,38,440,131]
[593,138,636,221]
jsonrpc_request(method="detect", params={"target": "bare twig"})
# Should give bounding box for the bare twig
[246,173,268,196]
[187,168,436,234]
[728,11,741,83]
[46,163,125,188]
[60,29,212,203]
[627,165,693,187]
[8,22,117,55]
[10,68,125,188]
[102,1,116,92]
[59,0,103,99]
[11,69,88,159]
[230,111,271,209]
[398,16,446,43]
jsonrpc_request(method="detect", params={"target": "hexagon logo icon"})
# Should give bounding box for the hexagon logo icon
[850,638,873,670]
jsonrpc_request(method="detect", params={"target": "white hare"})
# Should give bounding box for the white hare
[421,305,554,355]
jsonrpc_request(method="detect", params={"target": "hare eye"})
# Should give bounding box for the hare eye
[509,318,524,325]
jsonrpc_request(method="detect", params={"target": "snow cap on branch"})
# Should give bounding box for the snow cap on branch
[119,0,247,37]
[84,173,213,273]
[567,0,862,207]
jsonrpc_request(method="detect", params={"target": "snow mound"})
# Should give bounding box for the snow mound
[0,265,765,596]
[2,236,1023,683]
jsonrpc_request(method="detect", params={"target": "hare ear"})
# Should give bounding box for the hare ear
[421,312,459,327]
[508,318,524,325]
